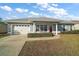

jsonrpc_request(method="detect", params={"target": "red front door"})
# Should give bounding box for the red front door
[49,26,52,32]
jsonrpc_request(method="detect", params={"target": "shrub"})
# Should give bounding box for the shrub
[61,30,79,34]
[27,33,54,38]
[0,33,9,36]
[0,32,7,34]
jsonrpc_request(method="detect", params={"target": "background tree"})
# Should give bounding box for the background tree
[0,18,2,22]
[0,18,5,24]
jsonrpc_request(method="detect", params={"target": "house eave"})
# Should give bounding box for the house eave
[6,22,32,24]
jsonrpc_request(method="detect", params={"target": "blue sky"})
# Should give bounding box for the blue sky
[0,3,79,20]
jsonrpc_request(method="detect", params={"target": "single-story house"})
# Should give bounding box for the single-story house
[0,22,7,34]
[4,17,79,35]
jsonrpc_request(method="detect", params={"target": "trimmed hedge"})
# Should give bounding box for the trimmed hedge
[0,32,7,34]
[27,33,54,38]
[61,30,79,34]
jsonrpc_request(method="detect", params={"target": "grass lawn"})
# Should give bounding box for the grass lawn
[0,36,6,38]
[19,34,79,56]
[0,34,8,39]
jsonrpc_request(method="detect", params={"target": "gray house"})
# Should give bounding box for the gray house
[5,17,77,35]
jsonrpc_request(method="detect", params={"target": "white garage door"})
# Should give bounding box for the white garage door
[13,24,30,35]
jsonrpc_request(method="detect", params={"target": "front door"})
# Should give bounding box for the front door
[49,26,52,32]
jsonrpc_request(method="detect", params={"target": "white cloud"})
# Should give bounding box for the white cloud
[0,5,12,11]
[37,3,68,17]
[15,8,28,13]
[43,14,52,18]
[30,11,39,15]
[36,3,49,8]
[36,3,50,11]
[36,3,68,17]
[48,7,68,16]
[12,15,17,18]
[15,8,23,13]
[51,4,58,7]
[65,15,79,20]
[24,9,28,12]
[8,12,11,15]
[5,15,18,20]
[54,9,68,16]
[5,17,11,19]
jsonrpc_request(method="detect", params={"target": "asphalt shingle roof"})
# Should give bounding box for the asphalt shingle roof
[5,17,79,24]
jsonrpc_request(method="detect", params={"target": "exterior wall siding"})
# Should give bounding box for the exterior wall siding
[6,22,79,35]
[74,24,79,30]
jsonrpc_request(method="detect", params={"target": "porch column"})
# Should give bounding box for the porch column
[10,24,13,35]
[7,24,9,34]
[56,23,58,35]
[33,23,36,33]
[47,25,49,32]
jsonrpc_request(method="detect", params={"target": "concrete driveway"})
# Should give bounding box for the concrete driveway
[0,35,27,56]
[0,35,60,56]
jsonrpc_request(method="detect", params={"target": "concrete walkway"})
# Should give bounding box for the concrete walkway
[0,35,27,56]
[0,35,60,56]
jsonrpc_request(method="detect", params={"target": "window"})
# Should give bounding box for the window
[44,25,47,31]
[40,25,43,31]
[19,25,21,27]
[16,25,18,27]
[22,25,24,26]
[27,25,29,27]
[36,25,39,31]
[52,24,56,31]
[58,24,62,31]
[25,25,27,27]
[24,25,29,27]
[65,25,71,31]
[60,24,73,31]
[36,25,47,32]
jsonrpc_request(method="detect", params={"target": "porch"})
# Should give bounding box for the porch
[32,23,58,35]
[32,22,74,35]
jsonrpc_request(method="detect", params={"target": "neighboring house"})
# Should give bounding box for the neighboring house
[4,17,79,35]
[0,22,7,34]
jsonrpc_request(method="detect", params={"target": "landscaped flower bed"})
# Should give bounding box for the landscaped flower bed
[27,33,54,38]
[61,30,79,34]
[0,33,9,38]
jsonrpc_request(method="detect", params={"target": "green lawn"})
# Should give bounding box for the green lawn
[0,34,8,39]
[19,34,79,56]
[0,36,5,39]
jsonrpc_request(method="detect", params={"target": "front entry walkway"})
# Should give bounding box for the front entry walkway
[0,35,60,56]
